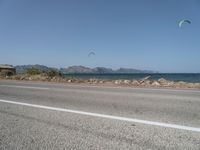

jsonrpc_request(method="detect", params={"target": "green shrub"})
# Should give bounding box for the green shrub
[46,70,63,78]
[27,68,41,75]
[26,68,63,77]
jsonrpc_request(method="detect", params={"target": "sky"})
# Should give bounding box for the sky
[0,0,199,73]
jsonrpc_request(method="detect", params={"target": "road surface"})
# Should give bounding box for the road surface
[0,80,200,149]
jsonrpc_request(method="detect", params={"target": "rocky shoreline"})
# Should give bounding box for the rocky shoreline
[1,74,200,89]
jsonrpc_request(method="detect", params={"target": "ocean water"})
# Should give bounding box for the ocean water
[64,73,200,83]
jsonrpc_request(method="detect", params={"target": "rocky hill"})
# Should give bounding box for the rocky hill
[115,68,155,74]
[60,66,95,74]
[15,65,55,74]
[60,66,155,74]
[15,65,155,74]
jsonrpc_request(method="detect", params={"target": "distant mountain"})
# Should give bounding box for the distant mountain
[61,66,155,74]
[115,68,154,74]
[60,66,95,74]
[15,65,54,74]
[15,65,155,74]
[93,67,114,74]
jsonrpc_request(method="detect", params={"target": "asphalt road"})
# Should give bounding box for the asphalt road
[0,80,200,150]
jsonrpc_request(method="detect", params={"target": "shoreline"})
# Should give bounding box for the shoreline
[1,74,200,90]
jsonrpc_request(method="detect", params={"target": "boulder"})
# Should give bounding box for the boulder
[158,78,174,86]
[158,78,168,84]
[131,80,140,86]
[166,81,174,86]
[20,76,26,80]
[99,80,104,84]
[114,80,122,84]
[123,80,131,84]
[151,81,160,86]
[178,81,187,85]
[93,80,98,84]
[174,81,187,88]
[186,83,195,88]
[143,80,151,86]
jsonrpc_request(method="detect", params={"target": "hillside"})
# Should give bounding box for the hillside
[60,66,155,74]
[15,65,56,74]
[14,65,155,74]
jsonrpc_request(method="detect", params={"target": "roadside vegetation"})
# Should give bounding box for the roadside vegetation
[27,68,41,75]
[27,68,63,77]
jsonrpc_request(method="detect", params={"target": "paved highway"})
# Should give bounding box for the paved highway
[0,80,200,149]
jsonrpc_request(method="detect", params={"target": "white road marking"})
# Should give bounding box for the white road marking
[0,85,50,90]
[0,99,200,132]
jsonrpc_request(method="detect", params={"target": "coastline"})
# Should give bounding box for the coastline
[1,74,200,90]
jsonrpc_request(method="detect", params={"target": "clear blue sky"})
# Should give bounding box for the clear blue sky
[0,0,199,73]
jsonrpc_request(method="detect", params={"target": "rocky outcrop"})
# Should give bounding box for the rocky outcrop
[151,81,160,86]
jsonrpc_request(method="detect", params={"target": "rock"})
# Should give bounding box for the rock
[114,80,120,84]
[143,80,151,86]
[131,80,140,86]
[67,79,72,83]
[41,76,48,81]
[88,79,97,83]
[158,78,174,86]
[99,80,104,84]
[20,76,25,80]
[174,81,187,88]
[151,81,160,86]
[93,80,98,84]
[166,81,174,86]
[89,79,93,81]
[158,78,166,82]
[187,83,195,88]
[158,78,168,84]
[123,80,131,84]
[114,80,122,84]
[178,81,187,85]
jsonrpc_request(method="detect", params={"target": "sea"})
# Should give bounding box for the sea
[64,73,200,83]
